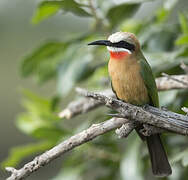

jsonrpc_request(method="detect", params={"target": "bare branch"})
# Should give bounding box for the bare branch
[76,88,188,135]
[156,74,188,90]
[6,118,128,180]
[161,73,188,87]
[180,62,188,74]
[59,75,188,119]
[115,121,136,138]
[59,89,115,119]
[182,107,188,115]
[6,88,188,180]
[88,0,99,22]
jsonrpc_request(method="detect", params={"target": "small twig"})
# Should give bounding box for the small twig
[88,0,99,22]
[115,121,136,138]
[87,0,108,31]
[162,73,188,87]
[156,74,188,90]
[182,107,188,116]
[59,75,188,119]
[6,167,17,175]
[59,89,115,119]
[180,62,188,74]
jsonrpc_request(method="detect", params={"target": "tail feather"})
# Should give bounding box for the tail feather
[146,134,172,177]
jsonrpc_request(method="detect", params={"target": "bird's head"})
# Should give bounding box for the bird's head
[88,32,140,59]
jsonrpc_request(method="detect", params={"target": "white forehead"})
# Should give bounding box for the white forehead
[108,31,130,43]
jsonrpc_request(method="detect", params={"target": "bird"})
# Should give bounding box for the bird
[88,31,172,177]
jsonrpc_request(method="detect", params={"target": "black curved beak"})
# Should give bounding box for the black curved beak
[88,40,112,46]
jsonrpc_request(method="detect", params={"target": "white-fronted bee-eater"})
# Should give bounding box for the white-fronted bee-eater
[88,32,172,177]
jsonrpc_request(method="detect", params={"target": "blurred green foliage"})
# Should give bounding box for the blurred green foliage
[32,0,91,24]
[2,0,188,179]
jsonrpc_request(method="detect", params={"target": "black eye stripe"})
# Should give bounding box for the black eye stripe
[88,40,135,51]
[112,41,135,51]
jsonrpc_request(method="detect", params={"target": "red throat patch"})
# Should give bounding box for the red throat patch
[110,51,129,60]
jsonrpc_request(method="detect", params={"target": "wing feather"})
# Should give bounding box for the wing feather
[139,54,159,107]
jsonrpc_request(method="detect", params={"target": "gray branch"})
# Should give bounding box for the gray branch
[6,118,129,180]
[182,107,188,115]
[115,121,136,138]
[180,61,188,74]
[6,88,188,180]
[59,75,188,119]
[140,124,165,136]
[76,88,188,135]
[59,89,115,119]
[161,73,188,87]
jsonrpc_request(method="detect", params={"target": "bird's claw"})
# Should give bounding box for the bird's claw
[143,104,150,110]
[161,106,168,111]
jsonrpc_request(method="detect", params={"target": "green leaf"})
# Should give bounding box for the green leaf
[120,19,143,35]
[16,90,64,139]
[22,89,60,116]
[155,0,178,23]
[21,41,67,83]
[32,0,91,24]
[143,52,187,77]
[177,46,188,57]
[164,0,178,10]
[140,26,177,52]
[179,13,188,34]
[156,8,170,23]
[175,35,188,45]
[57,44,93,95]
[52,167,82,180]
[182,153,188,167]
[87,63,108,88]
[106,3,140,27]
[120,134,144,180]
[1,141,54,168]
[32,127,67,140]
[32,1,61,24]
[171,148,188,167]
[17,113,65,141]
[58,0,91,17]
[159,90,178,107]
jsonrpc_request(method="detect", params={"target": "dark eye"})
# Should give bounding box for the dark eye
[113,41,135,51]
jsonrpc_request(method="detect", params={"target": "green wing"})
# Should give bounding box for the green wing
[139,54,159,107]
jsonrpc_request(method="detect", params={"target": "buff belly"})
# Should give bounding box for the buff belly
[108,57,149,106]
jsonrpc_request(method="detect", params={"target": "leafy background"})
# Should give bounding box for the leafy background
[0,0,188,179]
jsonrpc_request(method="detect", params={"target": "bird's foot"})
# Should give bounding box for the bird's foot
[161,106,168,111]
[115,123,135,138]
[139,124,164,136]
[142,104,150,110]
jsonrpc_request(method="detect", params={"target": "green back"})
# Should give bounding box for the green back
[139,52,159,107]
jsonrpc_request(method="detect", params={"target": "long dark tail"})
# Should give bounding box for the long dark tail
[146,134,172,177]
